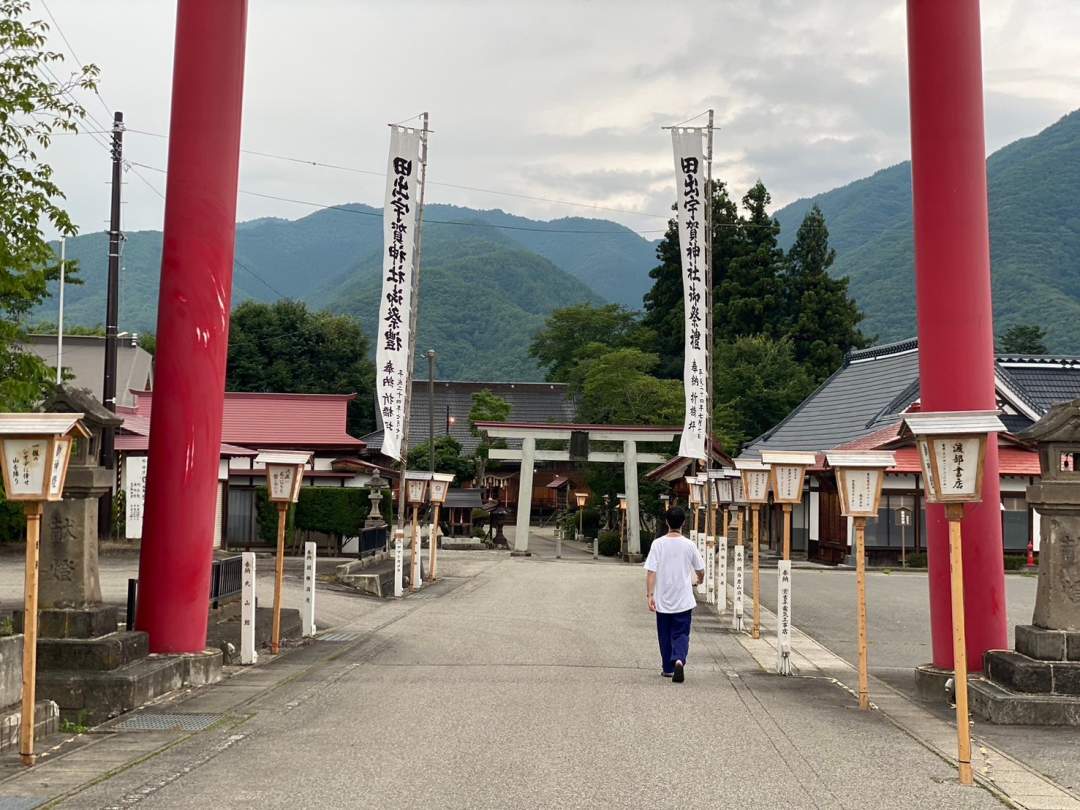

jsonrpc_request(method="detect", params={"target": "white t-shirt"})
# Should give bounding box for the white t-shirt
[644,534,705,614]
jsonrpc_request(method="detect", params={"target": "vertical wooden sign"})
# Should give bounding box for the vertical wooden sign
[302,542,316,638]
[241,552,257,665]
[777,561,793,675]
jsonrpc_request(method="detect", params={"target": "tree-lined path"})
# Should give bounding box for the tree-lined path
[31,554,1001,809]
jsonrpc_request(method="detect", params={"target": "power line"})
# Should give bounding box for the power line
[122,127,671,221]
[38,0,113,119]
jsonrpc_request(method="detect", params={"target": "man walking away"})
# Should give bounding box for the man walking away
[645,506,704,683]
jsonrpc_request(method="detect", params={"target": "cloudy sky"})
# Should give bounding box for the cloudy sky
[38,0,1080,239]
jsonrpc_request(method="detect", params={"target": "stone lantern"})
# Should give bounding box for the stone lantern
[366,474,388,527]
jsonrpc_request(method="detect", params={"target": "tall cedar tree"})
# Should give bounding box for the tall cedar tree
[714,182,786,341]
[782,204,867,383]
[226,300,376,436]
[997,324,1048,355]
[641,181,742,379]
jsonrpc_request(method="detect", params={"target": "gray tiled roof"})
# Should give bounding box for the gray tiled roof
[748,341,1080,455]
[996,357,1080,413]
[365,380,577,455]
[747,340,921,454]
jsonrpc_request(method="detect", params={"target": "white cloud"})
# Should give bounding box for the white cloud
[34,0,1080,239]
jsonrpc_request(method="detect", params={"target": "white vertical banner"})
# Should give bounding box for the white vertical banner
[302,542,316,637]
[241,552,257,665]
[376,125,426,461]
[672,129,709,461]
[777,561,793,675]
[732,544,744,630]
[693,530,705,594]
[717,535,727,614]
[394,531,404,598]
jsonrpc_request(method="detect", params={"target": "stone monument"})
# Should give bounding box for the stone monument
[971,399,1080,725]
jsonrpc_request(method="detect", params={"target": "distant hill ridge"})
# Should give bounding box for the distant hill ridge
[775,109,1080,352]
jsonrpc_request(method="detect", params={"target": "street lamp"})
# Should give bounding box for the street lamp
[617,492,628,559]
[574,491,588,539]
[404,470,431,592]
[0,412,88,767]
[709,469,733,611]
[255,450,311,655]
[734,456,770,640]
[900,410,1004,787]
[825,450,897,711]
[427,472,454,581]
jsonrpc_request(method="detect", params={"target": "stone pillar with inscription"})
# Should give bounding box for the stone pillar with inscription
[971,400,1080,725]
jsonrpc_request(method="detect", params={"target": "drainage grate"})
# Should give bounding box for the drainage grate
[112,712,224,732]
[317,630,362,642]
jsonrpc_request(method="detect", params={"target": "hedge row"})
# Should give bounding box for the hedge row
[254,486,394,544]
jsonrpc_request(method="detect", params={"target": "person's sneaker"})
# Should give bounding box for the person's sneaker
[672,661,685,683]
[661,671,674,678]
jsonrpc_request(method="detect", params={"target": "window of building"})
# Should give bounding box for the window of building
[1002,496,1029,552]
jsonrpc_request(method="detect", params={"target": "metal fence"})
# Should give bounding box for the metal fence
[125,554,246,629]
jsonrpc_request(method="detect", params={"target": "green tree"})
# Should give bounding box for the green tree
[641,181,743,378]
[998,324,1048,355]
[226,300,376,436]
[0,1,98,410]
[528,303,651,383]
[407,435,475,484]
[782,204,867,383]
[576,348,683,425]
[715,182,786,341]
[469,388,511,486]
[712,336,813,453]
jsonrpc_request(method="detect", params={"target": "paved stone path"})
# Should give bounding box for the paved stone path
[0,550,1014,809]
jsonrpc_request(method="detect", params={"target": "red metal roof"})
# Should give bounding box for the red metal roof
[114,433,254,456]
[121,389,362,448]
[472,421,684,432]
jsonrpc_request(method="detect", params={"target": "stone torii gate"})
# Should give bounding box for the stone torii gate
[474,422,680,560]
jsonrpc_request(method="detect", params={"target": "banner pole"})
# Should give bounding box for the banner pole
[855,515,870,709]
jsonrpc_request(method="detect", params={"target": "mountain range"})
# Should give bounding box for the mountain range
[32,107,1080,380]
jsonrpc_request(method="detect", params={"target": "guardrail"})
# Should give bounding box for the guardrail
[125,554,246,629]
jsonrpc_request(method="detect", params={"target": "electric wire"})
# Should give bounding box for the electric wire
[38,0,113,119]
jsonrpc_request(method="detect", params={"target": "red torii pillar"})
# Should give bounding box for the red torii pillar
[136,1,248,653]
[907,0,1007,670]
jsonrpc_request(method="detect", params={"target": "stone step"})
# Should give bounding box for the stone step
[36,649,222,726]
[0,699,59,752]
[1016,624,1080,662]
[36,631,149,672]
[970,677,1080,725]
[985,649,1080,695]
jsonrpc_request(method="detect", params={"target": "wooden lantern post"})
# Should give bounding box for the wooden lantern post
[729,470,746,632]
[0,413,88,767]
[404,472,431,591]
[427,472,454,581]
[617,493,628,560]
[575,491,589,539]
[762,451,816,676]
[900,410,1004,786]
[256,450,311,656]
[710,470,733,610]
[684,476,703,594]
[825,451,897,711]
[735,457,771,640]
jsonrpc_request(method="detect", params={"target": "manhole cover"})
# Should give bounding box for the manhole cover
[112,713,223,732]
[317,630,361,642]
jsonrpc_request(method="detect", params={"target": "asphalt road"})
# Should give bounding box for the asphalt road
[57,553,1003,809]
[749,566,1080,794]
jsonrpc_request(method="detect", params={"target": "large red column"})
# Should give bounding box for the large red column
[907,0,1007,670]
[136,1,248,653]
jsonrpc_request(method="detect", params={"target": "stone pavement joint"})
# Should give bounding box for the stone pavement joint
[730,586,1080,810]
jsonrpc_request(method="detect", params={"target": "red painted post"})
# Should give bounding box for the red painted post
[135,0,248,653]
[907,0,1007,670]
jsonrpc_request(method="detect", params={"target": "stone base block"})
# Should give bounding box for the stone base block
[985,649,1080,696]
[36,631,148,672]
[970,678,1080,726]
[1015,624,1080,662]
[206,607,301,663]
[914,664,955,703]
[0,699,59,752]
[0,635,23,708]
[13,606,118,640]
[37,648,223,726]
[509,550,531,557]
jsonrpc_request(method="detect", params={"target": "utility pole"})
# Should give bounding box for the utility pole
[56,238,66,384]
[101,110,124,468]
[426,349,435,474]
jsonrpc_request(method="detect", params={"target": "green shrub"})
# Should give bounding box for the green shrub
[1004,554,1030,571]
[111,489,126,539]
[640,530,654,559]
[254,486,294,544]
[905,552,927,568]
[580,507,601,539]
[560,513,577,541]
[294,487,369,536]
[598,529,621,557]
[0,492,25,543]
